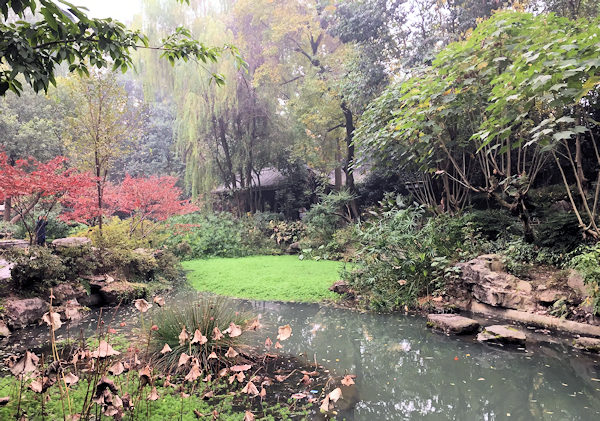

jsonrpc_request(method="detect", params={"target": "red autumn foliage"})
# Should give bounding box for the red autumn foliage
[0,152,93,241]
[60,182,119,225]
[116,174,197,222]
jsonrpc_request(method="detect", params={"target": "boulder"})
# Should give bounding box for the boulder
[477,324,527,346]
[478,254,506,272]
[458,256,536,311]
[287,242,301,254]
[0,239,28,250]
[4,297,48,329]
[52,282,87,305]
[99,280,147,305]
[51,237,91,249]
[427,314,480,334]
[573,336,600,353]
[329,280,351,295]
[567,270,588,298]
[537,289,566,305]
[0,259,13,281]
[0,320,10,337]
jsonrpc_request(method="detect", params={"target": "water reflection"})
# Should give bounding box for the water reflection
[3,292,599,420]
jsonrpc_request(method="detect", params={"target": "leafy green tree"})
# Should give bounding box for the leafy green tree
[0,0,236,96]
[357,11,600,240]
[62,71,140,231]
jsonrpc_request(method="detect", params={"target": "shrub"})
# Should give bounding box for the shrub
[9,247,66,290]
[269,220,306,248]
[303,190,355,246]
[345,206,477,311]
[569,245,600,315]
[149,297,249,372]
[535,212,582,254]
[74,217,166,250]
[468,209,521,241]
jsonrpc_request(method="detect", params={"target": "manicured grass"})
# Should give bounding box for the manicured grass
[182,255,346,302]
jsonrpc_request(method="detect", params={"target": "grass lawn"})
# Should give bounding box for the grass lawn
[182,255,347,302]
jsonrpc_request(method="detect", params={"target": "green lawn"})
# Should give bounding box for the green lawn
[182,255,346,302]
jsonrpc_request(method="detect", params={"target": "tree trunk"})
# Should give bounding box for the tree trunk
[3,197,11,222]
[341,101,359,219]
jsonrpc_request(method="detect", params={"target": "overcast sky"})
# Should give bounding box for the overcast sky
[77,0,142,22]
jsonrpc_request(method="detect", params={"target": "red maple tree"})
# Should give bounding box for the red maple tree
[116,175,198,237]
[0,152,93,243]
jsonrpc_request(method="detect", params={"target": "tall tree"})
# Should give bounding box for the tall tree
[62,72,140,231]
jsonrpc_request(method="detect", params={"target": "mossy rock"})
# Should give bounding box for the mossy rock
[99,280,148,305]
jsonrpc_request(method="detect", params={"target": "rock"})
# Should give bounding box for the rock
[51,237,91,249]
[573,336,600,353]
[59,299,86,321]
[0,320,10,337]
[477,324,527,346]
[99,280,147,305]
[478,254,506,272]
[458,256,536,311]
[79,293,102,307]
[550,200,572,212]
[537,289,566,305]
[0,259,13,281]
[329,280,351,295]
[0,239,28,249]
[52,282,87,305]
[4,297,48,329]
[287,242,301,253]
[567,270,588,298]
[427,314,480,334]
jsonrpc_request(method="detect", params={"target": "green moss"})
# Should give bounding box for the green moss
[183,255,346,302]
[0,376,305,420]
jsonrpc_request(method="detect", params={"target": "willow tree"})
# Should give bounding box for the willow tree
[62,72,140,231]
[138,1,285,212]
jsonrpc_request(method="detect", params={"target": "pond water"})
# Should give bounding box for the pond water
[3,291,600,420]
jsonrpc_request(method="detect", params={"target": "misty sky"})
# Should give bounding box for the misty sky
[77,0,142,22]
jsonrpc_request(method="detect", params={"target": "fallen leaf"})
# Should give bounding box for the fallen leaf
[179,327,189,345]
[91,341,120,358]
[202,390,214,400]
[277,325,292,341]
[320,396,330,413]
[191,330,208,345]
[29,378,43,393]
[212,327,224,341]
[218,368,228,377]
[178,353,191,367]
[242,381,259,395]
[134,299,152,313]
[42,312,62,330]
[10,351,39,377]
[264,337,273,350]
[224,322,242,338]
[230,364,251,372]
[160,343,172,354]
[185,364,202,382]
[328,387,342,402]
[259,387,267,398]
[63,372,79,386]
[247,318,262,331]
[291,393,306,399]
[244,411,255,421]
[207,352,218,360]
[341,375,355,386]
[225,347,238,358]
[109,362,125,376]
[153,296,165,307]
[275,341,283,349]
[148,387,159,401]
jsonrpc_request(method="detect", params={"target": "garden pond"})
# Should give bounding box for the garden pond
[2,291,599,420]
